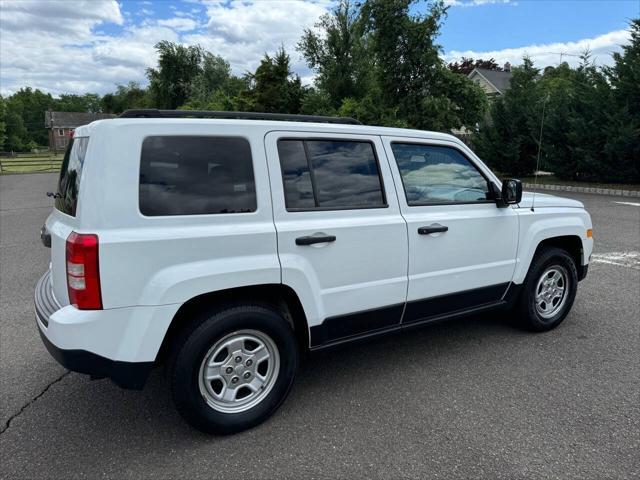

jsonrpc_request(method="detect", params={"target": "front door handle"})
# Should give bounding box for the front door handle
[295,235,337,246]
[418,224,448,235]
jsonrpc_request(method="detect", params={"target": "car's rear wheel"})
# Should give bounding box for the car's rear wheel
[516,247,578,331]
[170,304,298,434]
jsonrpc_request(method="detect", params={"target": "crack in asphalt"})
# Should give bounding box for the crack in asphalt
[0,371,70,435]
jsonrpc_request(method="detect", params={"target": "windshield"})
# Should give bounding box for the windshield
[55,137,89,216]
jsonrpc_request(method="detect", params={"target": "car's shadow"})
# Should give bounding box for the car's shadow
[38,310,528,443]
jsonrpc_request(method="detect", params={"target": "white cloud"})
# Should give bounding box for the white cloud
[0,0,631,100]
[444,0,515,7]
[186,0,331,77]
[0,0,331,96]
[0,0,176,96]
[157,17,199,32]
[0,0,122,38]
[444,29,630,68]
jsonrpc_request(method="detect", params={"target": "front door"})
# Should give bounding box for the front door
[382,137,519,324]
[265,132,408,347]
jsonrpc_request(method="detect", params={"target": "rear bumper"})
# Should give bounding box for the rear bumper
[35,271,163,390]
[37,327,153,389]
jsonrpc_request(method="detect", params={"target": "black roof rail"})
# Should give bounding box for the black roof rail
[119,109,362,125]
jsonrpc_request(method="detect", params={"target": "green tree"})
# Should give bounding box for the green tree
[362,0,486,130]
[191,53,232,99]
[601,18,640,183]
[239,48,304,114]
[55,93,102,113]
[181,53,247,111]
[0,96,6,150]
[536,62,580,179]
[4,110,28,152]
[474,58,541,176]
[102,82,149,113]
[147,41,203,109]
[543,56,613,181]
[298,0,371,108]
[448,57,502,75]
[5,88,54,147]
[300,88,336,116]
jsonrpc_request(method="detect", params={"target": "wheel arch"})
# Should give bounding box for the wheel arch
[155,284,310,365]
[536,235,583,267]
[519,234,586,284]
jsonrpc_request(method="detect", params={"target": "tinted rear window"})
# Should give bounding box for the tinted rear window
[56,137,89,217]
[277,139,386,210]
[139,136,256,216]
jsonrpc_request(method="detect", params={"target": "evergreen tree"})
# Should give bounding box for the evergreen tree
[240,48,304,114]
[474,58,541,176]
[601,19,640,183]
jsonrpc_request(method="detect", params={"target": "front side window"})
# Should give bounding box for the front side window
[277,139,386,210]
[56,136,89,216]
[391,143,490,205]
[139,136,256,216]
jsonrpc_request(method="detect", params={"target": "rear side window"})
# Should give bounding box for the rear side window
[277,139,386,210]
[56,136,89,217]
[139,136,256,216]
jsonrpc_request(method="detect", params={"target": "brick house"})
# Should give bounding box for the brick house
[44,111,116,151]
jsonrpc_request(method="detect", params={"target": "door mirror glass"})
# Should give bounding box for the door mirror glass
[501,178,522,204]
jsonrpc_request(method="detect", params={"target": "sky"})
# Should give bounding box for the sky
[0,0,638,97]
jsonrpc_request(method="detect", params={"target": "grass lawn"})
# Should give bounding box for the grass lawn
[0,153,64,174]
[520,175,640,191]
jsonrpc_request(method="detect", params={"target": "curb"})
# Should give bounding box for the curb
[523,183,640,198]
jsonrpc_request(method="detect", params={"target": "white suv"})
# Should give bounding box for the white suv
[36,110,593,434]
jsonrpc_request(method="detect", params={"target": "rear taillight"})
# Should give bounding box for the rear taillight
[66,231,102,310]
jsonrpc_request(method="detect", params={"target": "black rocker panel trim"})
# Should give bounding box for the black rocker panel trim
[309,303,404,347]
[310,283,516,349]
[402,282,510,324]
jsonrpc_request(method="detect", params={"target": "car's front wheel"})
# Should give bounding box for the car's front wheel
[170,304,299,434]
[516,247,578,331]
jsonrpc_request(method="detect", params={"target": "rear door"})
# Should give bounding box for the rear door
[265,132,408,347]
[47,135,90,305]
[382,137,519,324]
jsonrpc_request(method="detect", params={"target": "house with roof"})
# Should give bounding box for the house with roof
[468,63,513,98]
[44,110,116,151]
[450,64,513,142]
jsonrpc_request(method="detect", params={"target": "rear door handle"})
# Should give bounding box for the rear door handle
[418,224,448,235]
[295,235,336,246]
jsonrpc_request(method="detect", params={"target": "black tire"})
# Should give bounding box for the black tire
[516,247,578,332]
[169,303,299,434]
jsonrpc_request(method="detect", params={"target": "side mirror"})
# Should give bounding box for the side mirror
[502,178,522,204]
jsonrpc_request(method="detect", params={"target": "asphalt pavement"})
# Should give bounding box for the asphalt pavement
[1,173,638,479]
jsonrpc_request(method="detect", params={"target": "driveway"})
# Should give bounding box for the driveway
[1,173,638,479]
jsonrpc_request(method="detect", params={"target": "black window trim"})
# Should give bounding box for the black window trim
[277,136,389,212]
[137,134,258,218]
[55,136,90,218]
[389,140,496,207]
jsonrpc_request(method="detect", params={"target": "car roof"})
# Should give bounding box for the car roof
[74,118,462,144]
